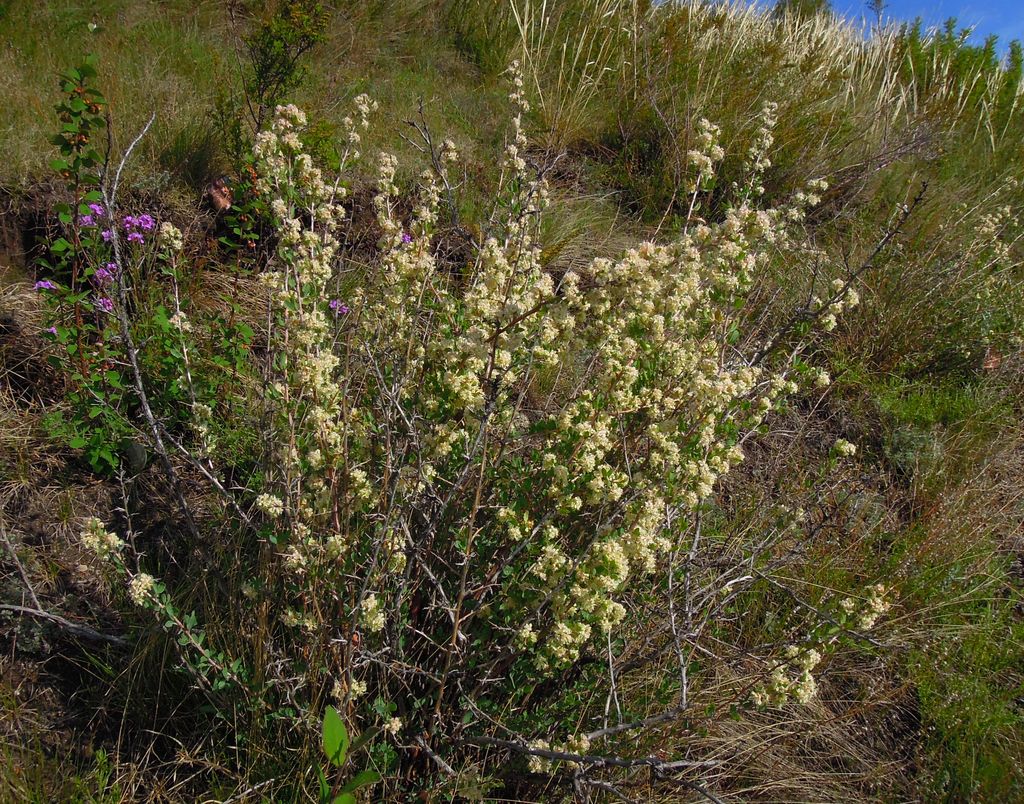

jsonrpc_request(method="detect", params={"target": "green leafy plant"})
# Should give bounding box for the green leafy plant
[37,56,133,473]
[218,0,329,161]
[318,707,381,804]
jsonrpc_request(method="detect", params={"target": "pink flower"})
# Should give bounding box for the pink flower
[101,230,112,242]
[96,297,114,314]
[45,326,58,336]
[78,214,95,227]
[127,231,144,244]
[137,214,155,230]
[34,280,58,291]
[88,203,105,217]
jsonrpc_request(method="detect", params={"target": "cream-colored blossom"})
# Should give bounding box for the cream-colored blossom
[833,438,857,457]
[362,593,385,633]
[128,572,156,606]
[80,517,124,559]
[256,493,284,518]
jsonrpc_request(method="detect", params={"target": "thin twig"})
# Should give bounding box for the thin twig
[101,113,201,543]
[415,736,456,775]
[0,524,41,609]
[0,603,127,647]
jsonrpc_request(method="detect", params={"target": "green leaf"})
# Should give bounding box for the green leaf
[340,769,381,793]
[348,725,380,757]
[69,436,87,449]
[322,706,349,767]
[331,795,356,804]
[316,763,330,799]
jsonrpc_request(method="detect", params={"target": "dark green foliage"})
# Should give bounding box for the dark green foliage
[241,0,329,131]
[772,0,833,20]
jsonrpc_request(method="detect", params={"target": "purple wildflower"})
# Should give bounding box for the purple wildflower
[92,266,114,286]
[45,326,58,336]
[127,231,144,244]
[78,214,95,227]
[123,215,136,229]
[401,231,413,244]
[136,214,155,231]
[34,280,58,291]
[88,203,105,217]
[329,299,350,316]
[101,229,112,242]
[96,297,114,314]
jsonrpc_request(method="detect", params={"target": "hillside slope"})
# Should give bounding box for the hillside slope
[2,1,1023,801]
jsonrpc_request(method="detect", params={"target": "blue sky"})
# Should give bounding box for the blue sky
[832,0,1024,47]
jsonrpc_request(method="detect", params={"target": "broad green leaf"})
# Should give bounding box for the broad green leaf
[322,706,349,767]
[340,769,381,793]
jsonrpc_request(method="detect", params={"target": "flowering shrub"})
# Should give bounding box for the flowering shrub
[75,66,886,795]
[37,59,179,472]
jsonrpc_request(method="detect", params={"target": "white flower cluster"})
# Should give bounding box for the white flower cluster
[833,438,857,457]
[810,276,860,332]
[362,592,385,633]
[340,93,377,160]
[525,733,591,773]
[751,645,822,707]
[857,584,891,630]
[191,401,215,456]
[159,221,184,252]
[504,61,530,174]
[745,101,778,196]
[168,311,191,332]
[349,678,367,700]
[129,572,156,606]
[688,117,724,191]
[255,492,284,519]
[252,101,375,584]
[80,516,124,559]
